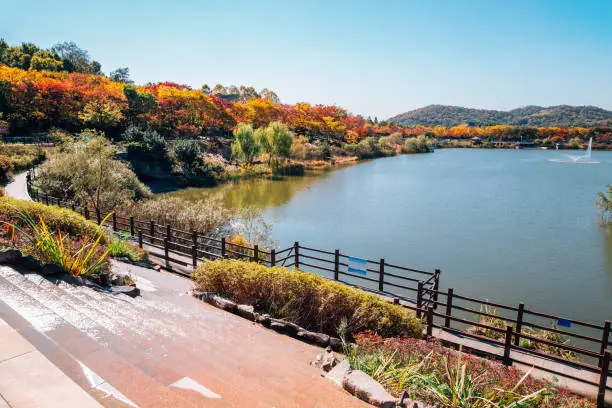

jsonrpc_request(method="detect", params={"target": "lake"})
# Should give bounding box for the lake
[168,149,612,326]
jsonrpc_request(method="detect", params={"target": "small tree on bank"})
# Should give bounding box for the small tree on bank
[37,131,150,217]
[231,123,260,166]
[255,121,293,172]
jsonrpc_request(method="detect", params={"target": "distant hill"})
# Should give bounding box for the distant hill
[388,105,612,127]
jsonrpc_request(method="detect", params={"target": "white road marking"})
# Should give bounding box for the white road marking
[169,376,222,399]
[79,361,139,407]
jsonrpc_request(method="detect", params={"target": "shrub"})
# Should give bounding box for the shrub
[107,232,148,262]
[0,154,14,183]
[403,135,431,154]
[276,163,305,176]
[0,143,46,171]
[0,197,103,238]
[124,196,232,237]
[344,137,385,159]
[192,259,423,339]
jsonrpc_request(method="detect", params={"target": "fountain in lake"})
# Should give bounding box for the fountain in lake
[549,137,599,163]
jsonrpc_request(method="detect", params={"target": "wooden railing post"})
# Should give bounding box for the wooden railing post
[166,224,171,239]
[416,281,424,319]
[138,230,143,248]
[150,221,155,238]
[444,288,454,328]
[503,324,513,366]
[71,201,76,212]
[514,302,525,346]
[84,205,90,220]
[334,249,340,280]
[426,306,434,337]
[129,216,135,236]
[221,237,226,258]
[433,268,441,309]
[96,209,101,225]
[270,249,276,266]
[112,213,117,231]
[600,320,611,368]
[294,241,300,269]
[597,349,610,408]
[253,245,259,263]
[378,258,385,292]
[191,245,197,269]
[44,194,49,206]
[164,238,170,269]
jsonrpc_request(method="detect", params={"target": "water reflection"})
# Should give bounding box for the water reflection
[164,173,329,210]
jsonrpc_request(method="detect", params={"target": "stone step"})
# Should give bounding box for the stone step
[0,270,210,408]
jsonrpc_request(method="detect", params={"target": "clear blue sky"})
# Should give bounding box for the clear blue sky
[1,0,611,119]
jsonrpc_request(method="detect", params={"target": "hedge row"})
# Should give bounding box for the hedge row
[193,259,423,339]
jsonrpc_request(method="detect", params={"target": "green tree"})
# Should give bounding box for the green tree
[37,132,150,216]
[109,67,132,83]
[231,123,260,165]
[255,121,293,171]
[51,42,97,73]
[173,139,201,166]
[597,185,612,218]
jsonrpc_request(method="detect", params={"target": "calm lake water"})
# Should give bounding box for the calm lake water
[169,149,612,325]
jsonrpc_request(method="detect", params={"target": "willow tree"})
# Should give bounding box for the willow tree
[255,121,293,172]
[231,123,260,166]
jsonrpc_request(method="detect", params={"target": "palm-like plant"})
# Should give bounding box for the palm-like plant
[2,207,111,277]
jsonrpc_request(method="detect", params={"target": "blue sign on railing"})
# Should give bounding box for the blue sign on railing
[348,256,368,276]
[557,318,572,328]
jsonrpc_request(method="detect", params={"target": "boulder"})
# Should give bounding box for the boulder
[235,304,256,321]
[269,319,287,331]
[255,314,271,325]
[18,255,42,271]
[40,263,64,277]
[297,330,330,347]
[210,295,237,312]
[283,321,302,335]
[342,370,396,408]
[329,337,343,351]
[325,359,351,386]
[321,349,337,372]
[112,285,140,298]
[0,248,22,264]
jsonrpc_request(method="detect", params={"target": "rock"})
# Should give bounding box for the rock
[18,255,42,271]
[397,392,436,408]
[342,370,397,408]
[255,314,271,325]
[329,337,343,351]
[297,330,330,347]
[210,295,237,312]
[269,319,287,331]
[112,285,140,298]
[0,248,22,264]
[321,350,337,372]
[283,321,301,335]
[235,304,256,321]
[40,263,64,277]
[325,359,351,386]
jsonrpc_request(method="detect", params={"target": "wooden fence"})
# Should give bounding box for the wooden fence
[25,173,611,406]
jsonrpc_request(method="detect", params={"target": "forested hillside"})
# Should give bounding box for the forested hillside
[389,104,612,127]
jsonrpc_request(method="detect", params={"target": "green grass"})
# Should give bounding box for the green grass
[192,259,423,339]
[107,232,148,262]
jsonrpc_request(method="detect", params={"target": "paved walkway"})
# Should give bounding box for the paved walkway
[0,263,368,407]
[0,317,101,407]
[4,172,30,201]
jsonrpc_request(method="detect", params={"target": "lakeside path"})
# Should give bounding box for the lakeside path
[4,172,31,201]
